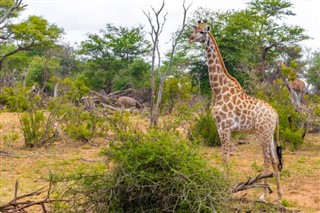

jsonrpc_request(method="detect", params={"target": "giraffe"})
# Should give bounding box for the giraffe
[288,79,306,110]
[188,21,283,201]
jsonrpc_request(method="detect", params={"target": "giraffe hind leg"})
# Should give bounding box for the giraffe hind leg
[271,150,283,202]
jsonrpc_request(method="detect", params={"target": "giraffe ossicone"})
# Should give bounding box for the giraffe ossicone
[188,21,283,201]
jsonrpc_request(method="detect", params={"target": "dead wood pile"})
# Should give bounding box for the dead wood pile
[81,88,150,111]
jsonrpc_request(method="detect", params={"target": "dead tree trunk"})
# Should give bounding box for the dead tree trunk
[143,0,191,128]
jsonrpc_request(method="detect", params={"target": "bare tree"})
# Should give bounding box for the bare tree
[143,0,191,128]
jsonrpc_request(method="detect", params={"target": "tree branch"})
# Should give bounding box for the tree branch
[0,0,24,25]
[0,43,33,69]
[0,180,69,212]
[231,173,274,193]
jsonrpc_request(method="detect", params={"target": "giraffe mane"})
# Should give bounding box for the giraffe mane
[208,32,243,90]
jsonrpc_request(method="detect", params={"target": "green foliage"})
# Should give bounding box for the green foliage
[161,76,192,113]
[112,59,150,90]
[62,106,108,142]
[185,0,309,86]
[251,161,263,172]
[0,85,30,112]
[189,57,212,95]
[19,110,46,148]
[0,0,25,24]
[279,62,297,81]
[78,24,150,91]
[16,88,63,148]
[2,131,19,146]
[189,109,221,147]
[10,15,63,47]
[57,128,231,212]
[281,198,298,208]
[26,55,60,91]
[55,77,90,105]
[306,51,320,94]
[281,128,303,150]
[1,14,63,69]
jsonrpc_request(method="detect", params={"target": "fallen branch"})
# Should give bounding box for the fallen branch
[233,197,301,213]
[0,180,69,212]
[231,173,274,193]
[0,150,17,157]
[254,200,301,213]
[80,157,100,163]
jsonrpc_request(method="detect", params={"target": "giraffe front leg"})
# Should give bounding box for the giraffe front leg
[218,129,231,165]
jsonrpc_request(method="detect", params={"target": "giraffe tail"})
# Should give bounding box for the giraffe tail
[276,117,283,171]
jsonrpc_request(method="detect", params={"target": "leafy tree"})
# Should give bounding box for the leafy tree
[0,15,63,69]
[306,51,320,94]
[0,0,24,26]
[162,76,191,113]
[78,24,150,92]
[183,0,309,93]
[112,59,150,91]
[25,54,61,93]
[247,0,309,81]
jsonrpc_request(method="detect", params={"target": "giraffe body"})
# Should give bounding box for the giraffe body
[189,21,283,201]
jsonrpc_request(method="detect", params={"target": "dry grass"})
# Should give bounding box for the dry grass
[1,112,320,212]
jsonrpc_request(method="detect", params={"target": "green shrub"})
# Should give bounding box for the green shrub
[56,77,90,105]
[56,129,231,212]
[281,128,304,150]
[2,131,19,146]
[17,90,59,148]
[0,85,30,112]
[19,109,57,148]
[189,110,220,146]
[161,76,192,114]
[62,106,108,142]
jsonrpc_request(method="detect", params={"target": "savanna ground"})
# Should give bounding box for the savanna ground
[0,112,319,212]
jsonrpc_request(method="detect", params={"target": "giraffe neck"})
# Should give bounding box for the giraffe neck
[205,33,242,97]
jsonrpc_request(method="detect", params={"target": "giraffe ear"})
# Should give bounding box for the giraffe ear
[206,26,211,32]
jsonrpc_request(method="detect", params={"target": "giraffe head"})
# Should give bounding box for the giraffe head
[188,20,211,44]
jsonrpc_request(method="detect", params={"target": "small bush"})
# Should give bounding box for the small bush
[2,131,19,146]
[281,128,304,150]
[57,129,231,212]
[19,110,57,148]
[0,85,30,112]
[62,106,108,142]
[189,110,220,146]
[18,93,59,148]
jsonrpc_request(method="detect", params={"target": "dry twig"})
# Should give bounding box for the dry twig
[231,173,274,193]
[0,180,69,212]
